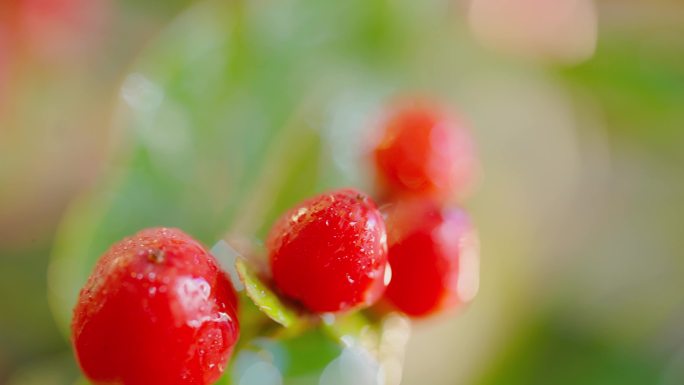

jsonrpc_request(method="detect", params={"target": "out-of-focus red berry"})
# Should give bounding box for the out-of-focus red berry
[72,228,239,385]
[3,0,111,62]
[267,188,389,313]
[384,200,479,317]
[373,101,477,201]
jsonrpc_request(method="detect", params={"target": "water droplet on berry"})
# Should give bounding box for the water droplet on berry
[291,207,308,222]
[383,264,393,286]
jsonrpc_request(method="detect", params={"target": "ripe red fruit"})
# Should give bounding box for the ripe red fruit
[72,228,239,385]
[267,189,389,313]
[384,200,479,317]
[373,100,476,201]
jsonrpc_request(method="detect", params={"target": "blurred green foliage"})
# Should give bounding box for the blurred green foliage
[561,37,684,156]
[477,311,663,385]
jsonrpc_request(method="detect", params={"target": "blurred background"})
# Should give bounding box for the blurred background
[1,0,684,384]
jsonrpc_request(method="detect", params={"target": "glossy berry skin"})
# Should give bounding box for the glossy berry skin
[384,200,479,317]
[267,189,389,313]
[72,228,239,385]
[373,101,476,201]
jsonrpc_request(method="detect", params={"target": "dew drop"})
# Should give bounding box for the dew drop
[383,264,393,286]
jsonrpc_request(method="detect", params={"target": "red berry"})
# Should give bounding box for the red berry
[267,189,389,313]
[373,100,476,201]
[72,228,239,385]
[384,200,479,317]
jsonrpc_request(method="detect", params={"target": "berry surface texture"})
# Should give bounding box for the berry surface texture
[267,188,389,313]
[71,227,239,385]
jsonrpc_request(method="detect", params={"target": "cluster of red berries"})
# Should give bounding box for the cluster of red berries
[71,100,479,385]
[373,100,479,317]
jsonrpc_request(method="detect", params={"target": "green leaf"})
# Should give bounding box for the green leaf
[235,259,299,328]
[279,328,342,377]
